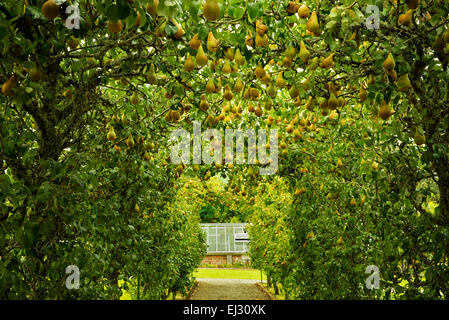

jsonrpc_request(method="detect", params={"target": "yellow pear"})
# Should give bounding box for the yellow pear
[224,47,235,60]
[146,0,159,16]
[189,33,201,50]
[397,74,411,92]
[196,44,209,67]
[245,30,254,47]
[289,84,300,99]
[298,4,310,18]
[171,19,184,39]
[223,85,234,101]
[130,91,139,105]
[327,93,338,110]
[222,60,232,74]
[107,126,117,141]
[207,31,219,52]
[146,64,157,84]
[255,103,263,117]
[308,56,319,70]
[267,83,276,97]
[378,100,393,120]
[126,134,135,148]
[287,1,300,14]
[184,54,195,72]
[235,48,246,65]
[205,78,216,93]
[299,41,311,63]
[199,95,210,111]
[320,53,334,69]
[255,63,266,79]
[337,236,344,245]
[2,75,17,96]
[256,19,268,36]
[107,20,123,34]
[383,53,395,71]
[285,46,296,60]
[398,9,413,26]
[255,33,268,47]
[306,11,320,33]
[358,85,368,101]
[203,0,220,21]
[234,77,244,93]
[276,72,286,87]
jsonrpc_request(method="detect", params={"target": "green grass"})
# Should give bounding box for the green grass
[193,268,267,281]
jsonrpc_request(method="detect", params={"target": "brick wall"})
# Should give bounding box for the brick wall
[200,254,250,265]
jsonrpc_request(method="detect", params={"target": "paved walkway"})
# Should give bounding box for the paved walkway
[189,278,271,300]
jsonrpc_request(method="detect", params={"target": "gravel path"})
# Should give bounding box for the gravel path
[189,278,271,300]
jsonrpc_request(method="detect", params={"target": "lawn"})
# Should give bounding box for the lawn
[193,268,267,281]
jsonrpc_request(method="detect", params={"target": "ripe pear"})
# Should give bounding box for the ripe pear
[146,0,159,16]
[234,77,244,93]
[285,46,296,60]
[196,44,209,67]
[203,0,220,21]
[276,72,286,88]
[298,4,310,18]
[108,20,123,34]
[287,1,300,14]
[289,84,300,99]
[144,151,151,161]
[184,54,195,72]
[306,11,320,34]
[245,30,254,47]
[255,33,268,47]
[224,47,235,60]
[255,63,266,79]
[398,9,413,26]
[207,32,219,52]
[146,64,157,84]
[397,74,411,92]
[29,68,42,82]
[126,134,135,148]
[283,57,293,68]
[189,34,201,50]
[299,41,311,63]
[320,53,334,69]
[2,75,17,96]
[414,128,426,145]
[267,83,276,97]
[235,48,246,65]
[305,96,316,111]
[308,57,319,70]
[327,93,338,110]
[250,87,260,100]
[383,53,395,71]
[255,103,263,117]
[256,20,268,36]
[223,85,234,101]
[172,19,185,39]
[107,126,117,141]
[378,100,393,120]
[130,91,139,105]
[42,0,60,20]
[199,95,210,111]
[222,60,232,74]
[206,78,216,93]
[302,76,312,91]
[386,68,398,81]
[358,85,368,101]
